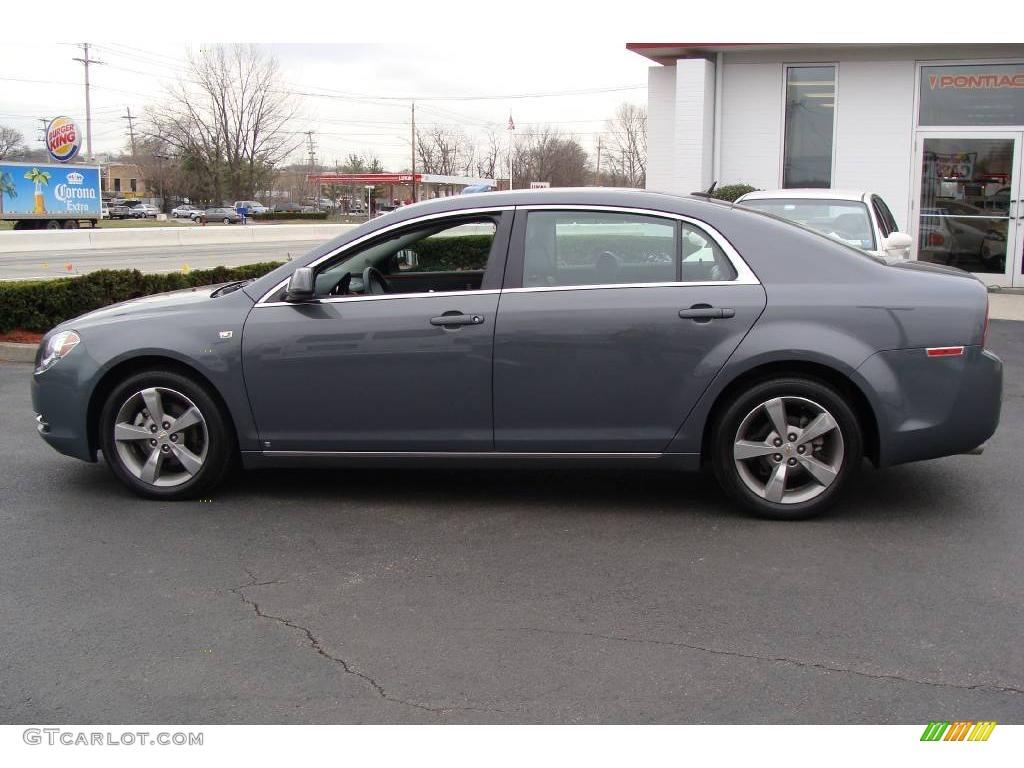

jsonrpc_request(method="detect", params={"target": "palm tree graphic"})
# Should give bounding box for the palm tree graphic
[0,171,16,216]
[24,167,52,214]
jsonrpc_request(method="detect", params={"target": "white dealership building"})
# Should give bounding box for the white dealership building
[629,43,1024,287]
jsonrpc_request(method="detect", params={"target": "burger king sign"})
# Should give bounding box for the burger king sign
[46,116,82,163]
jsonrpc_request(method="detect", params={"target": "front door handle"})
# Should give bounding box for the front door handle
[679,306,735,321]
[430,312,485,328]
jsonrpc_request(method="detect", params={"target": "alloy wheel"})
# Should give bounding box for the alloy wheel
[112,387,208,487]
[732,396,844,505]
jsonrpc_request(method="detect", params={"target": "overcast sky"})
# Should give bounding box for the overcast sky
[0,43,652,173]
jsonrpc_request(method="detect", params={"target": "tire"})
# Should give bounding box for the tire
[98,369,236,500]
[711,377,863,520]
[223,217,230,224]
[62,219,79,229]
[45,220,61,230]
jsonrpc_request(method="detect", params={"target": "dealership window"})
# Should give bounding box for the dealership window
[919,64,1024,126]
[782,65,836,188]
[130,178,138,193]
[113,178,121,193]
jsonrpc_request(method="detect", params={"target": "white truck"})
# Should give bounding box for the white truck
[0,161,103,230]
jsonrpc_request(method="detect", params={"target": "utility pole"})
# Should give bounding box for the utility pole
[595,135,602,187]
[37,117,51,147]
[410,101,417,203]
[122,107,137,159]
[72,43,103,161]
[305,130,319,207]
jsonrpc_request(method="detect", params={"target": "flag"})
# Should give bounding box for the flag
[507,114,515,131]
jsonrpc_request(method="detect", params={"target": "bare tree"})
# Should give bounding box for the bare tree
[0,125,26,160]
[512,126,589,188]
[146,45,301,203]
[416,126,474,176]
[474,125,502,181]
[603,103,647,188]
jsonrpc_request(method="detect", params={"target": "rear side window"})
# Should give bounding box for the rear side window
[522,211,736,288]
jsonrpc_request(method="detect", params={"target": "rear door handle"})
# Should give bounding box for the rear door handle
[678,306,735,321]
[430,312,485,328]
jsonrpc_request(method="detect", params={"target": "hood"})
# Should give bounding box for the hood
[58,283,249,330]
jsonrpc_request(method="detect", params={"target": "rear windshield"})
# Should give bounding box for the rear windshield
[739,198,876,251]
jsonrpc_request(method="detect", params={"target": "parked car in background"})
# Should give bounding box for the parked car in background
[204,207,241,224]
[270,201,303,213]
[736,189,912,260]
[31,188,1001,520]
[233,200,268,215]
[101,204,110,220]
[918,201,1007,271]
[172,204,202,219]
[127,203,160,219]
[106,203,131,220]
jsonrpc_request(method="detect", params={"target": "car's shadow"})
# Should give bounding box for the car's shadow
[65,455,979,525]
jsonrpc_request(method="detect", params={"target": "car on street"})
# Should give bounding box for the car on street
[30,188,1002,519]
[200,207,241,224]
[736,189,913,260]
[171,204,203,219]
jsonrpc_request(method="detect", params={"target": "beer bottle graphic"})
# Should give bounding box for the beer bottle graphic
[24,168,52,214]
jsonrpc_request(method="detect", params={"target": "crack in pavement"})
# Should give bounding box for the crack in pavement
[482,626,1024,697]
[230,571,504,717]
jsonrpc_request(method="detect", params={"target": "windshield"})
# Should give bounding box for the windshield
[740,198,876,251]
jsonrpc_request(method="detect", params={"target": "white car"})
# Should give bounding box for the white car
[736,189,912,260]
[232,200,268,215]
[171,204,202,219]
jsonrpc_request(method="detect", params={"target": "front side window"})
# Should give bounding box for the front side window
[522,210,736,288]
[783,65,836,188]
[313,217,498,298]
[740,198,876,251]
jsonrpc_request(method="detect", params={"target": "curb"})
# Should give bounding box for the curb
[0,342,36,363]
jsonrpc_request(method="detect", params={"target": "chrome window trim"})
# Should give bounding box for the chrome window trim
[260,288,501,308]
[255,202,759,308]
[256,206,514,305]
[513,204,760,287]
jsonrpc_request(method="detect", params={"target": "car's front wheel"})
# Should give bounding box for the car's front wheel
[99,370,235,500]
[711,377,863,520]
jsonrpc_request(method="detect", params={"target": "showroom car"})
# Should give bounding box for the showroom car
[736,189,913,260]
[30,189,1001,519]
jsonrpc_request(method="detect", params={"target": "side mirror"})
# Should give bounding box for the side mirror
[283,267,315,302]
[883,231,912,254]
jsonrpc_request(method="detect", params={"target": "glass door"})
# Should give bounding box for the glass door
[913,132,1023,286]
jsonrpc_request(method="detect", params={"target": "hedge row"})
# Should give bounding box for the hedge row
[249,211,329,221]
[0,263,283,333]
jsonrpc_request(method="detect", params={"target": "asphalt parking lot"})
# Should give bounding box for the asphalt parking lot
[1,322,1023,725]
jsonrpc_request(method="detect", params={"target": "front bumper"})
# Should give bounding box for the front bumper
[31,355,98,463]
[857,345,1003,467]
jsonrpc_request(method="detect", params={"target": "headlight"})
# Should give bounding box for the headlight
[36,330,81,373]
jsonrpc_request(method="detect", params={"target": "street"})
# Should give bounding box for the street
[0,240,313,280]
[0,321,1022,724]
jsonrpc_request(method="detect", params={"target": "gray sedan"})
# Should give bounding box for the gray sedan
[30,189,1002,519]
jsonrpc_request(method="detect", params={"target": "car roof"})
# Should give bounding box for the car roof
[738,189,870,203]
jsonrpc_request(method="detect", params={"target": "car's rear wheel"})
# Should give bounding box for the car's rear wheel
[711,377,863,520]
[99,370,235,500]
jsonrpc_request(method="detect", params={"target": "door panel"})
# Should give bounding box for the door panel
[493,284,767,452]
[242,293,499,452]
